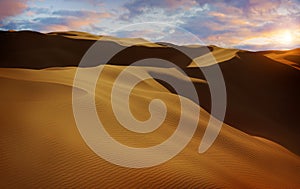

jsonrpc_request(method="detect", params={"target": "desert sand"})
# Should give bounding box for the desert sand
[0,31,299,188]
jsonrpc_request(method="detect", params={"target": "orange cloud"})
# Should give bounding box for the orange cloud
[44,12,112,32]
[68,12,111,28]
[45,24,71,32]
[0,0,28,20]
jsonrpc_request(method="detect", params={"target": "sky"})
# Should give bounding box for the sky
[0,0,299,50]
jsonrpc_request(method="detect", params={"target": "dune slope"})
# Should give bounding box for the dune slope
[0,66,299,188]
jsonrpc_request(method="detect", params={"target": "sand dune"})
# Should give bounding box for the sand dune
[262,48,300,70]
[0,30,299,188]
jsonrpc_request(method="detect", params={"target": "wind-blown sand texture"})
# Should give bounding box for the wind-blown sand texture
[0,31,299,188]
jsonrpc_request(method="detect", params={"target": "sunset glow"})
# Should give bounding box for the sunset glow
[0,0,299,51]
[277,31,293,45]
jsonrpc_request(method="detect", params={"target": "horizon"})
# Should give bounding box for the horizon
[0,0,299,51]
[2,29,300,52]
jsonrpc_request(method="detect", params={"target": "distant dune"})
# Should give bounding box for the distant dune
[0,30,299,188]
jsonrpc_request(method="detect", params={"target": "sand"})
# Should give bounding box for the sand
[0,31,299,188]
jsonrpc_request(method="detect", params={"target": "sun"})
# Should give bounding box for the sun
[277,31,293,44]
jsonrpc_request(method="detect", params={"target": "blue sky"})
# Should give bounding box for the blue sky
[0,0,299,50]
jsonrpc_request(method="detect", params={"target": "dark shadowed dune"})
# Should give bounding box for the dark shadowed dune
[0,30,94,68]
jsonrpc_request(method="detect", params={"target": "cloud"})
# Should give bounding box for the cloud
[49,10,112,31]
[1,9,113,32]
[26,7,51,15]
[0,0,28,20]
[122,0,199,19]
[64,0,104,6]
[115,0,300,50]
[181,0,300,47]
[124,0,197,11]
